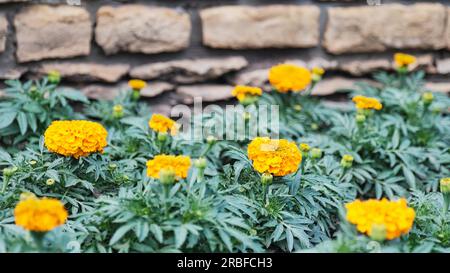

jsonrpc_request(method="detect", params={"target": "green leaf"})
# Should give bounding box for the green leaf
[109,222,136,245]
[402,165,416,190]
[17,112,28,135]
[59,88,89,103]
[150,224,163,243]
[285,228,294,252]
[174,226,188,249]
[0,112,16,129]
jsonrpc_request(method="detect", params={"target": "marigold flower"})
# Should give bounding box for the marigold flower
[128,79,147,91]
[352,95,383,110]
[248,137,302,176]
[345,198,415,240]
[44,120,108,159]
[268,64,312,93]
[146,155,191,180]
[231,85,262,103]
[149,114,179,136]
[394,53,416,68]
[15,197,68,232]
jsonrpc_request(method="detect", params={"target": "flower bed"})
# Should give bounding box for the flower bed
[0,54,448,253]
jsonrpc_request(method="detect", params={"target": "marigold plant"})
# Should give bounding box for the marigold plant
[231,85,263,102]
[268,64,312,93]
[394,53,416,68]
[352,95,383,110]
[345,198,415,240]
[149,114,179,136]
[146,154,191,180]
[14,196,68,232]
[247,137,302,176]
[44,120,108,159]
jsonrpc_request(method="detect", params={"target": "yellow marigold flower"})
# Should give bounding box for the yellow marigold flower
[231,85,263,102]
[352,95,383,110]
[247,137,302,176]
[394,53,416,68]
[15,197,68,232]
[149,114,178,136]
[44,120,108,159]
[345,198,415,240]
[146,155,191,180]
[128,79,147,91]
[268,64,312,93]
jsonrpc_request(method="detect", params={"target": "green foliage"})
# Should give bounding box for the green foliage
[0,78,88,146]
[0,68,448,253]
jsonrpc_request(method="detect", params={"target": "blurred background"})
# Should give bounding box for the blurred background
[0,0,449,114]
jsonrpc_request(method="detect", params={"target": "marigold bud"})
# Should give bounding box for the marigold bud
[310,148,323,159]
[132,90,140,101]
[157,132,168,142]
[422,92,434,105]
[19,192,36,201]
[341,154,354,168]
[194,157,207,169]
[440,177,450,194]
[311,74,321,82]
[240,95,259,106]
[159,168,176,185]
[261,173,273,186]
[356,114,366,124]
[299,143,310,153]
[3,166,18,177]
[312,67,325,76]
[29,160,37,166]
[293,104,302,112]
[109,163,117,171]
[46,178,55,186]
[243,112,251,121]
[310,123,319,130]
[29,86,38,93]
[113,104,124,118]
[370,224,387,242]
[47,70,61,84]
[206,135,217,145]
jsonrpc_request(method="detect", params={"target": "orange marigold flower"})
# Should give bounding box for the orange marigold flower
[15,196,68,232]
[394,53,416,68]
[352,95,383,110]
[268,64,312,93]
[231,85,263,102]
[247,137,302,176]
[146,155,191,180]
[345,198,415,240]
[128,79,147,91]
[44,120,108,159]
[149,114,179,136]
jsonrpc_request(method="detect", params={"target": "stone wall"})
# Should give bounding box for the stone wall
[0,0,449,113]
